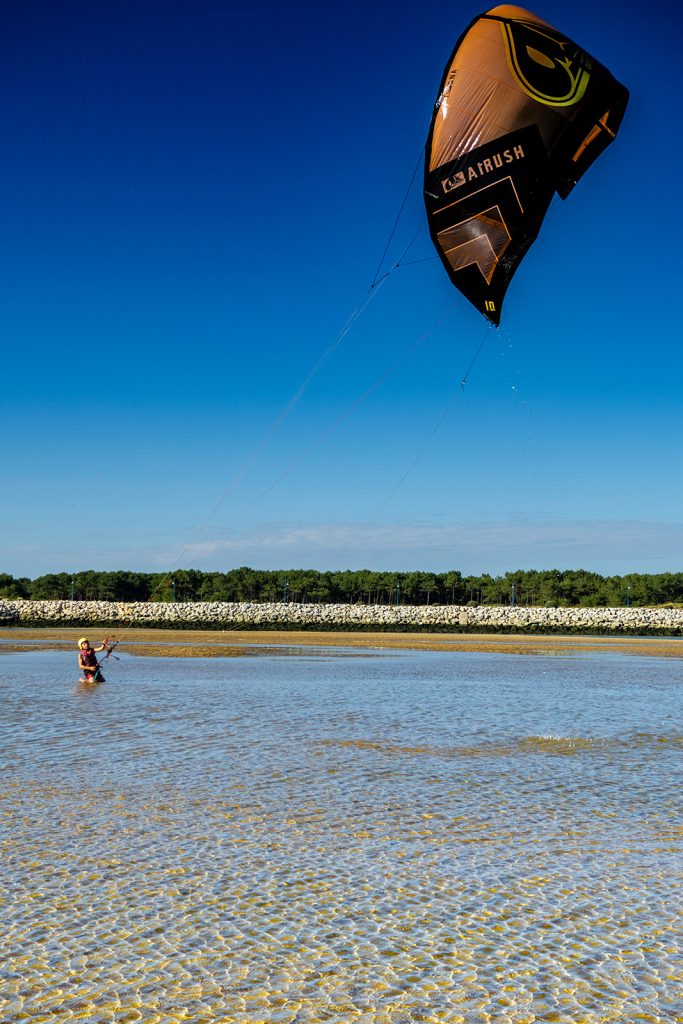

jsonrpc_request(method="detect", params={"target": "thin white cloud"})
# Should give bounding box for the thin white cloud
[182,517,683,574]
[2,518,682,577]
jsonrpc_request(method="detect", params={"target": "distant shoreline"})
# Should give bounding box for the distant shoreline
[3,626,683,659]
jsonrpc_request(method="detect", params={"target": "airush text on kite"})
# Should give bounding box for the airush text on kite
[441,144,526,193]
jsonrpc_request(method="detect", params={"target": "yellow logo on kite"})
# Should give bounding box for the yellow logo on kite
[500,19,591,107]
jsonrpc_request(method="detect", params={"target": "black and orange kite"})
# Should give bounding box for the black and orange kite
[424,5,628,325]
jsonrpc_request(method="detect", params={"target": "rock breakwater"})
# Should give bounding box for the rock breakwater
[2,599,683,634]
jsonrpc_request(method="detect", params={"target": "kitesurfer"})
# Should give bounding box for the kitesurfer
[77,637,108,683]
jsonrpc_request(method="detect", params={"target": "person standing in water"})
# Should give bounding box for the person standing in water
[77,637,109,683]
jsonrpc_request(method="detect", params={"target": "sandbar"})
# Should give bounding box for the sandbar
[2,626,683,658]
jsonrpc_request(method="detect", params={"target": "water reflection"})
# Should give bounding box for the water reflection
[1,647,680,1022]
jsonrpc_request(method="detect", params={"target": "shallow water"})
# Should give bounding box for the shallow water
[1,646,681,1023]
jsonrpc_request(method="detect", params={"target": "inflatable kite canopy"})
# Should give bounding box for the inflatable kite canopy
[424,5,628,325]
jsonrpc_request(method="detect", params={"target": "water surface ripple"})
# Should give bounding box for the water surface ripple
[1,647,681,1023]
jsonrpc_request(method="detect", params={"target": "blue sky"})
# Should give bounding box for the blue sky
[2,0,681,578]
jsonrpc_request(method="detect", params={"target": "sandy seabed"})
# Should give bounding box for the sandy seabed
[2,626,681,1022]
[2,625,683,659]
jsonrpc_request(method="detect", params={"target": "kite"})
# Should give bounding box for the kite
[424,5,628,325]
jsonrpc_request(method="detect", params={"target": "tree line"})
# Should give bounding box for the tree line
[1,567,683,607]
